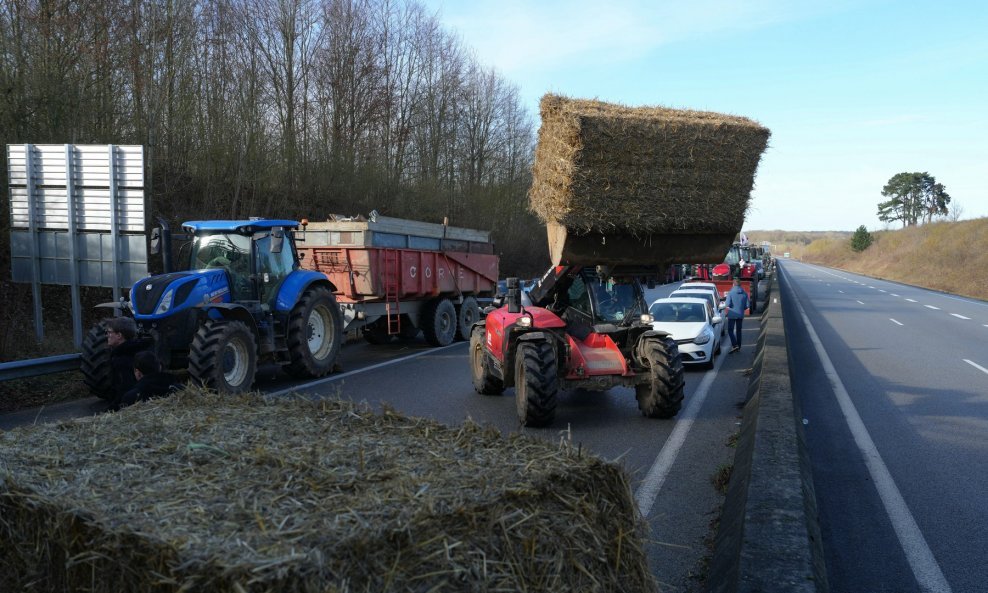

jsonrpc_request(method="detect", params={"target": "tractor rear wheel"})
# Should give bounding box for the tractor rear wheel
[189,320,257,393]
[635,336,685,418]
[456,296,480,341]
[470,326,504,395]
[285,286,343,377]
[515,341,558,427]
[81,322,114,399]
[421,297,456,346]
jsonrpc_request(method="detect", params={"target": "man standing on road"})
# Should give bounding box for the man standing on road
[724,279,750,353]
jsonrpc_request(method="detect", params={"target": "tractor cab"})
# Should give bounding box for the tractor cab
[535,267,647,337]
[183,220,300,305]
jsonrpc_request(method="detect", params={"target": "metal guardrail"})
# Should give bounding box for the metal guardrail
[0,353,81,382]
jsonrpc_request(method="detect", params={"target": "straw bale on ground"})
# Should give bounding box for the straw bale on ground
[529,94,771,236]
[0,391,655,593]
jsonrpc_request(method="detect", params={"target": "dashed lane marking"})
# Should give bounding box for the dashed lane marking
[891,294,900,297]
[906,298,918,303]
[781,266,953,593]
[964,360,988,376]
[951,314,971,320]
[890,319,904,326]
[925,305,941,310]
[857,300,865,305]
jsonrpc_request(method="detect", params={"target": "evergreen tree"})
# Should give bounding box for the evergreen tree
[850,225,873,252]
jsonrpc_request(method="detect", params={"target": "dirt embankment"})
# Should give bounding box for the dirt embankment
[790,218,988,301]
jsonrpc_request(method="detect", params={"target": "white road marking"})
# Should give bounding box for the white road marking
[267,343,463,397]
[925,305,940,310]
[890,319,903,326]
[879,290,887,293]
[782,267,953,593]
[951,314,971,320]
[857,300,865,305]
[839,290,845,294]
[965,360,988,376]
[891,294,900,297]
[868,286,875,289]
[635,344,725,517]
[906,298,918,303]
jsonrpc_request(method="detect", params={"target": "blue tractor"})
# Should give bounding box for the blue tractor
[80,219,343,394]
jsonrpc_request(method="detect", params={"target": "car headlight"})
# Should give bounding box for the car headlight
[693,328,712,345]
[155,290,174,315]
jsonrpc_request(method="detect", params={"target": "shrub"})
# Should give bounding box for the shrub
[850,225,873,252]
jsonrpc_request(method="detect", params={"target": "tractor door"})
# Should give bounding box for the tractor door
[255,230,296,305]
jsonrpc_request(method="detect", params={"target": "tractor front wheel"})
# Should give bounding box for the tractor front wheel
[80,322,114,399]
[515,341,558,427]
[635,336,686,418]
[189,320,258,393]
[470,326,504,395]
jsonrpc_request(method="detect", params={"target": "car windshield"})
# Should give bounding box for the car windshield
[190,233,251,271]
[650,302,707,323]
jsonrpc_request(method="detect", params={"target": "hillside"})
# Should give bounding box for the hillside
[771,219,988,301]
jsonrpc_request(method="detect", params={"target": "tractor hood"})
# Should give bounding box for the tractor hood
[131,269,231,319]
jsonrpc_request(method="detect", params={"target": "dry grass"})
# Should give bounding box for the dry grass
[1,390,656,593]
[800,218,988,301]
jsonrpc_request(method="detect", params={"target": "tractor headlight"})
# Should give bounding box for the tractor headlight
[693,328,712,345]
[518,315,533,328]
[640,313,654,324]
[155,290,174,315]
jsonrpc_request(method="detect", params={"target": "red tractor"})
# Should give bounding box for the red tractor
[687,242,759,313]
[470,266,685,427]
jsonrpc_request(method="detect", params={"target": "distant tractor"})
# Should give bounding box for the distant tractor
[471,266,685,427]
[82,219,343,395]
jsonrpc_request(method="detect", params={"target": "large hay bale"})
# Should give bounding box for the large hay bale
[529,95,770,264]
[0,391,655,593]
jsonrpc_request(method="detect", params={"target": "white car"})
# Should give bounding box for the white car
[679,281,726,303]
[669,288,725,337]
[649,297,722,369]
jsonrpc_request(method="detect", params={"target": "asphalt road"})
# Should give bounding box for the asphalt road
[778,259,988,593]
[1,279,767,592]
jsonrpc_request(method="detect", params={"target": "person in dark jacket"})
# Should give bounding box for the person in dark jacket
[118,350,182,408]
[106,317,153,404]
[724,279,750,353]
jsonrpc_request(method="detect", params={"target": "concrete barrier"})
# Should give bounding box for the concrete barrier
[706,273,829,593]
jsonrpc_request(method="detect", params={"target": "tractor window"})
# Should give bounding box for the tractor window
[566,275,592,319]
[724,247,741,266]
[255,232,297,304]
[591,278,638,323]
[191,233,253,299]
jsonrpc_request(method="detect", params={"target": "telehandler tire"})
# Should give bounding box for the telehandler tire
[189,320,258,393]
[635,335,685,418]
[470,326,504,395]
[81,322,114,399]
[285,286,343,377]
[515,341,558,427]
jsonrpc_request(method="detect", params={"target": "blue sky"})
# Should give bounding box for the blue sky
[421,0,987,231]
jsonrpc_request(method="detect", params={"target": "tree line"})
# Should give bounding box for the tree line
[0,0,550,355]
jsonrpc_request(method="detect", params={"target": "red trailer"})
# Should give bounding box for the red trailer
[296,214,499,346]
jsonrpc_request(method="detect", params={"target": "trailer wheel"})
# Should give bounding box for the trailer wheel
[421,297,456,346]
[470,326,504,395]
[456,296,479,341]
[635,336,685,418]
[80,322,114,399]
[285,286,343,377]
[189,320,257,393]
[515,341,558,427]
